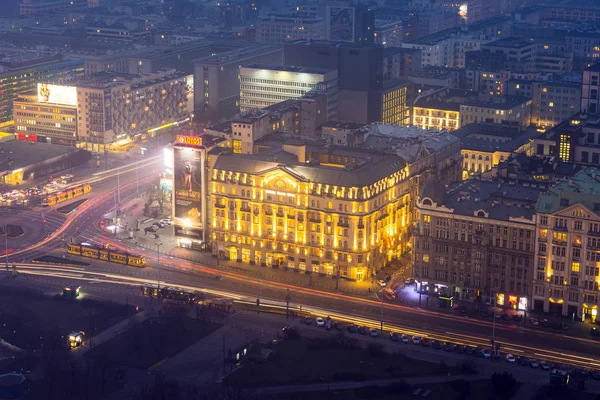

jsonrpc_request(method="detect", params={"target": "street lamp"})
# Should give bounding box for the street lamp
[3,224,7,272]
[156,243,162,291]
[285,288,291,319]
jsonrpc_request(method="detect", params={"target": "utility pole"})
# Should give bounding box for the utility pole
[4,224,8,272]
[156,243,162,291]
[257,272,260,314]
[117,169,121,203]
[309,270,312,286]
[491,297,496,361]
[285,288,291,319]
[335,265,340,290]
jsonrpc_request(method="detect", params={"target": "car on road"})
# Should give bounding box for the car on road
[144,226,158,233]
[453,344,464,354]
[378,280,387,287]
[592,327,599,337]
[358,326,369,335]
[506,354,516,363]
[405,278,415,285]
[389,332,399,342]
[401,334,409,344]
[421,338,430,347]
[540,361,550,371]
[590,370,600,380]
[530,318,539,326]
[304,317,313,325]
[464,346,474,355]
[369,328,378,337]
[153,221,166,228]
[480,349,491,359]
[444,342,453,352]
[315,317,325,327]
[432,340,442,350]
[530,359,539,368]
[412,336,421,345]
[160,218,171,225]
[347,325,358,334]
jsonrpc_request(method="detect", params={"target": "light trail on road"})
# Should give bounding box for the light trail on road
[12,263,600,370]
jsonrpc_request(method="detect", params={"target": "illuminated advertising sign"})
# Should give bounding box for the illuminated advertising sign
[327,6,355,42]
[173,147,203,238]
[37,84,77,106]
[176,135,203,147]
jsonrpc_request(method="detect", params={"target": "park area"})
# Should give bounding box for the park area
[87,316,221,369]
[224,334,459,388]
[0,285,135,352]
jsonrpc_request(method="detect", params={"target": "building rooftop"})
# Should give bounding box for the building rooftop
[438,179,543,222]
[213,137,406,188]
[322,121,366,131]
[241,63,336,75]
[193,45,281,65]
[384,47,421,57]
[483,37,534,49]
[536,167,600,216]
[0,140,85,175]
[451,124,541,153]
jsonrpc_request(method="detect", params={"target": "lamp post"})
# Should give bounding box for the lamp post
[491,297,496,361]
[285,288,291,319]
[3,224,7,272]
[156,243,162,291]
[380,288,384,336]
[257,272,260,314]
[335,265,340,290]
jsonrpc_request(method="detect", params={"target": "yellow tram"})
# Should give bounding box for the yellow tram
[67,243,146,267]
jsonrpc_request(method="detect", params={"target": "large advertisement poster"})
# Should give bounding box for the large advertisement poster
[327,6,355,42]
[173,147,203,237]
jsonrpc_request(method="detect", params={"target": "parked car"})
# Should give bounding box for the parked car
[518,356,530,366]
[540,361,550,371]
[592,327,599,337]
[304,317,313,325]
[144,226,158,233]
[358,326,369,335]
[421,338,430,347]
[501,313,511,321]
[589,370,600,380]
[160,218,171,225]
[369,328,379,338]
[464,346,474,355]
[506,354,516,363]
[412,336,421,345]
[453,344,464,354]
[334,321,345,330]
[432,340,442,350]
[444,342,454,352]
[389,332,399,342]
[315,317,325,327]
[405,278,415,285]
[480,349,491,359]
[347,324,358,334]
[401,334,409,344]
[530,318,539,326]
[512,314,522,322]
[529,359,539,368]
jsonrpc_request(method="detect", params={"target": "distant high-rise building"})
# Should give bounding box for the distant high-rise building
[326,3,375,44]
[0,54,84,124]
[239,64,339,120]
[582,64,600,115]
[256,15,326,44]
[19,0,89,15]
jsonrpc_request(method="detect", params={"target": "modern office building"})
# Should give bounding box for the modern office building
[239,64,338,120]
[582,63,600,115]
[193,46,284,122]
[256,15,326,44]
[532,167,600,321]
[506,80,581,129]
[412,178,540,307]
[534,114,600,165]
[383,47,422,81]
[0,54,84,124]
[14,69,193,151]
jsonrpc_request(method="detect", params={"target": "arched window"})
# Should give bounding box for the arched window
[423,199,433,206]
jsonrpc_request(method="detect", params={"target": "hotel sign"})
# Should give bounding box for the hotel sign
[37,84,77,106]
[176,135,203,147]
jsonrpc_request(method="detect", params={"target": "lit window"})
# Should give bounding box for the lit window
[549,102,554,107]
[423,254,429,262]
[542,88,547,92]
[572,262,580,273]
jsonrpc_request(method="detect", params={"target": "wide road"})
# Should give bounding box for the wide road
[7,168,600,373]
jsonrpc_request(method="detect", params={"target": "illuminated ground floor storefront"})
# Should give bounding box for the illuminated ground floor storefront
[212,243,396,282]
[532,294,598,321]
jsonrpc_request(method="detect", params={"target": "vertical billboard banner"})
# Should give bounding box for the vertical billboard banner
[173,147,203,236]
[327,6,355,42]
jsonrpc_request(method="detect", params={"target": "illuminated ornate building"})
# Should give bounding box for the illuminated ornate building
[209,143,411,281]
[533,168,600,321]
[412,179,541,308]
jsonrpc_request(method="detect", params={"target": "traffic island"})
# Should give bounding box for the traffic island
[56,198,88,215]
[32,255,90,266]
[1,224,24,239]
